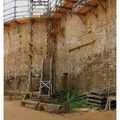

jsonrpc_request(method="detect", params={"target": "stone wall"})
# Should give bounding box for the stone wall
[4,0,116,94]
[55,0,116,93]
[4,19,48,90]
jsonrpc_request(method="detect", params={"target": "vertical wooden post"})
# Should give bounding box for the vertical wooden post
[14,0,16,21]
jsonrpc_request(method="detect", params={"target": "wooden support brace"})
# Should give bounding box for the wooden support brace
[97,0,107,12]
[80,1,98,18]
[69,39,95,52]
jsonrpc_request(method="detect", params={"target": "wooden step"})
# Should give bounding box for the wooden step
[21,99,39,110]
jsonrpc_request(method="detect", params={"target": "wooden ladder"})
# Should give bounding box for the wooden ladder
[39,58,53,97]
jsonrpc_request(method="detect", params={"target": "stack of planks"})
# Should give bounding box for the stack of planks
[86,86,116,109]
[86,92,106,108]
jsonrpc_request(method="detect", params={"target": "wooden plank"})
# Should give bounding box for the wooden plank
[51,0,76,19]
[87,102,101,107]
[87,0,97,5]
[52,0,97,18]
[69,39,95,52]
[78,6,90,14]
[86,98,102,104]
[87,94,104,100]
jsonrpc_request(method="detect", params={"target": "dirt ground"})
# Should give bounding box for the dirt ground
[4,100,116,120]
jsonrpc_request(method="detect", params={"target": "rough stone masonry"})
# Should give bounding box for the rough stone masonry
[4,0,116,94]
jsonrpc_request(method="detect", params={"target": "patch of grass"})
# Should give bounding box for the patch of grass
[69,98,87,109]
[68,90,87,109]
[38,90,88,110]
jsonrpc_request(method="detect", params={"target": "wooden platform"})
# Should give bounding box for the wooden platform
[51,0,98,19]
[4,0,105,24]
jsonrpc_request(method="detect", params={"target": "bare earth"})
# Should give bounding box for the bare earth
[4,100,116,120]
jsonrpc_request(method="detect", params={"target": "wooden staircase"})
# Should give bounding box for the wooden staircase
[39,58,53,97]
[22,57,53,101]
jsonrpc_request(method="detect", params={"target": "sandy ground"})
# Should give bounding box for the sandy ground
[4,100,116,120]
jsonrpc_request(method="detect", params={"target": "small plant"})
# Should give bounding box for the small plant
[43,90,87,110]
[68,90,87,109]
